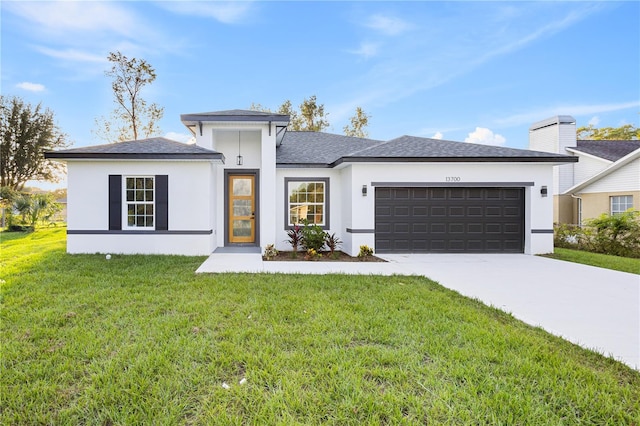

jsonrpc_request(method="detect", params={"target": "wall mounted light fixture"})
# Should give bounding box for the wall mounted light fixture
[362,185,367,196]
[540,186,548,197]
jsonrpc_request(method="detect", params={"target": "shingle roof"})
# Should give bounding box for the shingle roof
[276,132,385,166]
[277,133,577,166]
[181,109,289,123]
[572,140,640,162]
[45,137,225,161]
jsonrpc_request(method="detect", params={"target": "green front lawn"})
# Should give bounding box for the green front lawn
[2,229,639,424]
[544,247,640,275]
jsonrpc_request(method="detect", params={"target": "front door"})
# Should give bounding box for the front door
[228,174,256,243]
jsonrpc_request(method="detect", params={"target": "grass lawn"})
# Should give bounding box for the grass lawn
[543,247,640,275]
[2,229,639,425]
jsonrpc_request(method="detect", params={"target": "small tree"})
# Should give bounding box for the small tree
[1,96,69,190]
[94,51,164,142]
[343,107,371,138]
[298,95,329,132]
[251,96,330,132]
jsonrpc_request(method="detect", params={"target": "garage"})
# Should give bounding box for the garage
[375,186,525,253]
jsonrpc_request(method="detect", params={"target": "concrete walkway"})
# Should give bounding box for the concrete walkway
[196,253,640,370]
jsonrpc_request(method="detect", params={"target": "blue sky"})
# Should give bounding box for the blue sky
[2,1,639,177]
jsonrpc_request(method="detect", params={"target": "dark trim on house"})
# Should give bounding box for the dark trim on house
[68,230,213,235]
[346,228,375,234]
[332,156,578,167]
[284,177,331,230]
[224,169,260,247]
[531,229,554,234]
[155,175,169,231]
[108,175,122,230]
[46,152,224,161]
[276,164,332,169]
[371,182,535,187]
[181,113,289,123]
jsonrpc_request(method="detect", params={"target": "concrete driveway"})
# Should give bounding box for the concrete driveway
[197,253,639,369]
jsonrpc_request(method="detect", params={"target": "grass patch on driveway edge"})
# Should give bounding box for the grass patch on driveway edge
[542,247,640,274]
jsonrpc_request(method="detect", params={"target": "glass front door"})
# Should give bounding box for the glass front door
[228,175,255,243]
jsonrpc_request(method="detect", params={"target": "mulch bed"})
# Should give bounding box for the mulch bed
[264,251,386,262]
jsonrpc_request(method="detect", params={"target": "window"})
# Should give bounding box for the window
[285,178,329,228]
[125,177,154,228]
[610,195,633,215]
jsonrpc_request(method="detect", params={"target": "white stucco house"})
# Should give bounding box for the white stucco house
[529,116,640,224]
[45,109,576,256]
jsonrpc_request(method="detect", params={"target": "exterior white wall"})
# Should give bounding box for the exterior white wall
[345,162,556,255]
[274,168,343,253]
[65,160,215,255]
[67,234,212,256]
[578,158,640,193]
[573,153,610,185]
[339,167,354,255]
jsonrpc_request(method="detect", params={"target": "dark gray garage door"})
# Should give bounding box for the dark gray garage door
[375,187,524,253]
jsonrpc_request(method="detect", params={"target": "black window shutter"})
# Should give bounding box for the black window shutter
[108,175,122,230]
[156,175,168,230]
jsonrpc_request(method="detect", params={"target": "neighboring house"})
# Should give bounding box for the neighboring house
[45,109,575,256]
[529,116,640,224]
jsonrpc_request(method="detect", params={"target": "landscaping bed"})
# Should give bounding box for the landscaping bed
[264,250,386,262]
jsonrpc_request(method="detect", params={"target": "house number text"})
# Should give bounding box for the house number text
[445,176,461,182]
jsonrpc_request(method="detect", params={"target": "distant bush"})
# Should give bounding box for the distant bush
[554,210,640,258]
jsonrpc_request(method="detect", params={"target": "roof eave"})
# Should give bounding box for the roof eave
[276,162,331,168]
[45,152,225,162]
[180,114,290,124]
[332,156,579,167]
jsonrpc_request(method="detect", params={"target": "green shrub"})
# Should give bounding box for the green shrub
[300,220,327,252]
[553,210,640,258]
[7,192,61,229]
[358,245,374,259]
[585,210,640,258]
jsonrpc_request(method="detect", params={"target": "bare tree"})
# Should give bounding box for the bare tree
[94,51,164,142]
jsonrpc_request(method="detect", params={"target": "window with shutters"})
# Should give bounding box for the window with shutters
[124,176,155,228]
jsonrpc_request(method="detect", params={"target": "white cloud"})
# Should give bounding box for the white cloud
[465,127,506,146]
[341,4,603,115]
[165,132,195,144]
[158,2,253,24]
[4,2,138,38]
[348,42,379,59]
[431,132,444,140]
[496,101,640,127]
[16,82,45,92]
[588,116,600,126]
[4,2,179,72]
[365,14,413,36]
[34,47,107,64]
